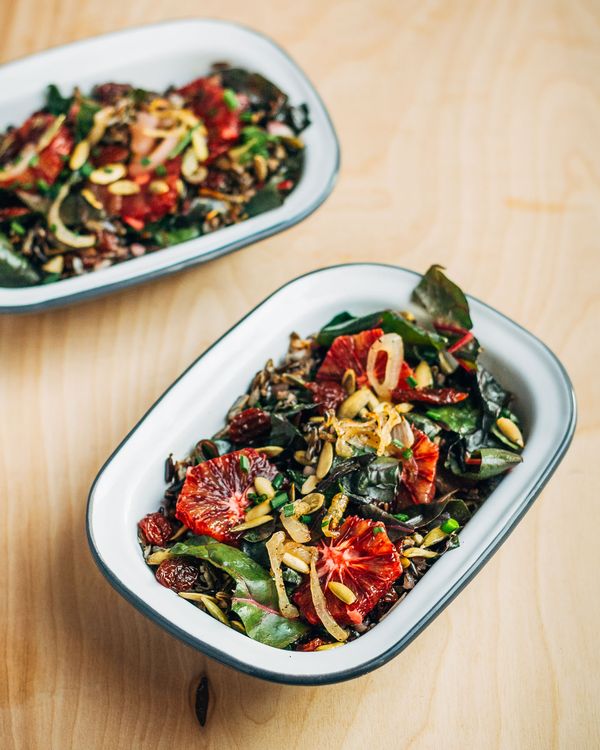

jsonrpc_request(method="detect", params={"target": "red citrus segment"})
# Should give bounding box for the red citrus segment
[0,113,73,189]
[316,328,383,386]
[397,428,440,505]
[175,448,277,544]
[293,516,402,626]
[176,76,241,161]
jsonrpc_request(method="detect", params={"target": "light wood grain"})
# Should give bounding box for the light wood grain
[1,1,599,748]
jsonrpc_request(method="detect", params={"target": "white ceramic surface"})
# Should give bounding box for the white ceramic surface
[0,19,339,312]
[87,264,576,684]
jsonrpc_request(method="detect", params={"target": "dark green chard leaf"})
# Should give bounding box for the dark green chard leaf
[476,366,508,422]
[171,536,307,647]
[405,413,442,439]
[412,264,473,330]
[345,494,413,540]
[0,233,40,287]
[245,183,284,218]
[316,453,376,493]
[396,493,471,527]
[45,84,73,115]
[279,103,310,134]
[381,310,448,351]
[446,447,522,480]
[75,98,101,142]
[219,69,287,115]
[155,225,201,246]
[316,311,384,347]
[425,400,480,435]
[267,413,300,448]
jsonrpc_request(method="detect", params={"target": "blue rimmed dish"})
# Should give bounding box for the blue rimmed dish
[0,19,339,312]
[86,263,576,684]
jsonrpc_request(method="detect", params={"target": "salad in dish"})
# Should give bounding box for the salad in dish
[138,266,525,651]
[0,66,308,287]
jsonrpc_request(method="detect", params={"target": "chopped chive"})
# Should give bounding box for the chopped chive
[223,88,239,111]
[10,221,25,236]
[36,178,49,192]
[155,164,167,177]
[373,526,384,535]
[321,518,330,527]
[283,503,295,517]
[169,125,196,159]
[240,111,254,122]
[271,492,288,509]
[401,448,413,460]
[300,514,312,524]
[140,156,151,166]
[80,162,93,177]
[239,454,250,473]
[441,518,460,534]
[406,375,418,387]
[393,513,410,522]
[29,154,40,167]
[50,223,57,233]
[272,473,284,490]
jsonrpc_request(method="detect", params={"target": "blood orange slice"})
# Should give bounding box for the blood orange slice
[175,448,277,544]
[397,427,439,505]
[316,328,383,386]
[316,328,415,393]
[293,516,402,626]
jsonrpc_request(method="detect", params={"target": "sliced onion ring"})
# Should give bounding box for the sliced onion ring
[280,511,310,544]
[309,550,348,642]
[367,332,404,400]
[266,531,300,619]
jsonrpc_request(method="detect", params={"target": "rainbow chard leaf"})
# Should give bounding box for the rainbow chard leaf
[381,310,448,351]
[446,447,522,480]
[170,536,307,647]
[0,233,40,287]
[316,311,384,347]
[412,264,473,330]
[425,400,480,435]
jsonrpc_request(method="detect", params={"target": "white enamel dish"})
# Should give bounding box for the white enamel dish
[0,19,339,312]
[87,264,576,685]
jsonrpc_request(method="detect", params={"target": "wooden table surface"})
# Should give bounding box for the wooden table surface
[1,1,599,748]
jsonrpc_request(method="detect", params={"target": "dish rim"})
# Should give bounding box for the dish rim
[0,17,340,313]
[86,262,577,685]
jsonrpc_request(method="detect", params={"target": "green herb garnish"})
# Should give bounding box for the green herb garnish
[441,518,460,534]
[10,221,25,236]
[271,492,288,510]
[223,88,239,111]
[155,164,167,177]
[239,454,250,473]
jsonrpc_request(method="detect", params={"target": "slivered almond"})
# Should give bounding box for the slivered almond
[230,515,273,532]
[327,581,357,604]
[316,441,333,479]
[496,417,524,447]
[282,552,310,574]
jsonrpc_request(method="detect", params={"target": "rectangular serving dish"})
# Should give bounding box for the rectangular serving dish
[86,264,576,685]
[0,19,339,313]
